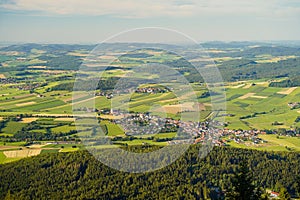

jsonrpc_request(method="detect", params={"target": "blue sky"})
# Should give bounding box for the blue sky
[0,0,299,43]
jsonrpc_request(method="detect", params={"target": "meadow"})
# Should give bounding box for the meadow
[225,134,300,152]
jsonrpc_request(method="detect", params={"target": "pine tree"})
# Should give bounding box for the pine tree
[296,176,300,197]
[226,161,260,200]
[4,190,12,200]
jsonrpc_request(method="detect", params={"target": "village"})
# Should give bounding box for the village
[98,110,294,147]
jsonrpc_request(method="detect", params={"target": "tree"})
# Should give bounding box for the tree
[296,176,300,197]
[279,187,291,200]
[226,161,261,200]
[4,190,12,200]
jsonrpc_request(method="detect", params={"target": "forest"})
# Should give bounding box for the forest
[1,145,300,199]
[269,76,300,87]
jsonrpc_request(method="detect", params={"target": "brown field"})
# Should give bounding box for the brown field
[238,93,255,100]
[54,118,75,121]
[43,70,68,74]
[85,63,112,67]
[3,149,41,158]
[99,115,125,120]
[195,103,206,111]
[155,102,196,114]
[243,84,252,89]
[147,51,163,55]
[16,101,36,107]
[0,117,3,121]
[68,52,89,57]
[20,117,39,123]
[99,55,117,60]
[15,94,34,99]
[27,65,47,69]
[0,146,19,150]
[33,113,95,117]
[251,95,268,99]
[277,87,298,95]
[256,55,297,63]
[28,144,46,148]
[213,57,235,61]
[206,50,226,53]
[255,81,269,87]
[231,84,245,88]
[0,74,6,78]
[189,58,212,62]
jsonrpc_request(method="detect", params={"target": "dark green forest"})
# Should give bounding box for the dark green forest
[269,76,300,87]
[1,146,300,199]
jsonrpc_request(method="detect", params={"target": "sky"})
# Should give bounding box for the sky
[0,0,299,43]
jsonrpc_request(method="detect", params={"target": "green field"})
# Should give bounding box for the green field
[1,122,27,135]
[0,151,22,164]
[225,134,300,152]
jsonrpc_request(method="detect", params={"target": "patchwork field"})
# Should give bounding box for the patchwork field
[277,87,298,95]
[0,43,299,172]
[238,93,256,99]
[3,149,41,158]
[0,79,299,131]
[20,117,38,123]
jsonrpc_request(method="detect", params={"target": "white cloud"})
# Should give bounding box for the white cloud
[1,0,299,18]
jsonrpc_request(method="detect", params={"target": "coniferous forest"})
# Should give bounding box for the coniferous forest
[1,145,300,200]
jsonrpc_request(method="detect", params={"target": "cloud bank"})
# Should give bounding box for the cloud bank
[1,0,299,18]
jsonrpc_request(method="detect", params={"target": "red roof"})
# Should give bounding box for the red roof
[271,191,279,196]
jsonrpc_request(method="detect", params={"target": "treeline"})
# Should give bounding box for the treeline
[51,77,150,92]
[41,55,83,70]
[13,128,78,141]
[1,146,300,199]
[219,58,300,81]
[239,112,267,120]
[269,76,300,87]
[0,43,95,54]
[51,78,119,91]
[216,46,300,58]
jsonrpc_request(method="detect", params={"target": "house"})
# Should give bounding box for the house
[270,191,279,198]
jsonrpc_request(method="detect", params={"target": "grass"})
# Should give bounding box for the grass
[0,141,26,146]
[40,149,60,154]
[0,151,23,164]
[258,135,300,151]
[1,121,27,135]
[226,140,289,152]
[225,134,300,152]
[59,147,80,152]
[101,121,125,136]
[216,82,300,130]
[51,125,76,134]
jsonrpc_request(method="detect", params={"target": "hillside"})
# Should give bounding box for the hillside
[1,146,300,199]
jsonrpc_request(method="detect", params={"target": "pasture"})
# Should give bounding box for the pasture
[226,134,300,152]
